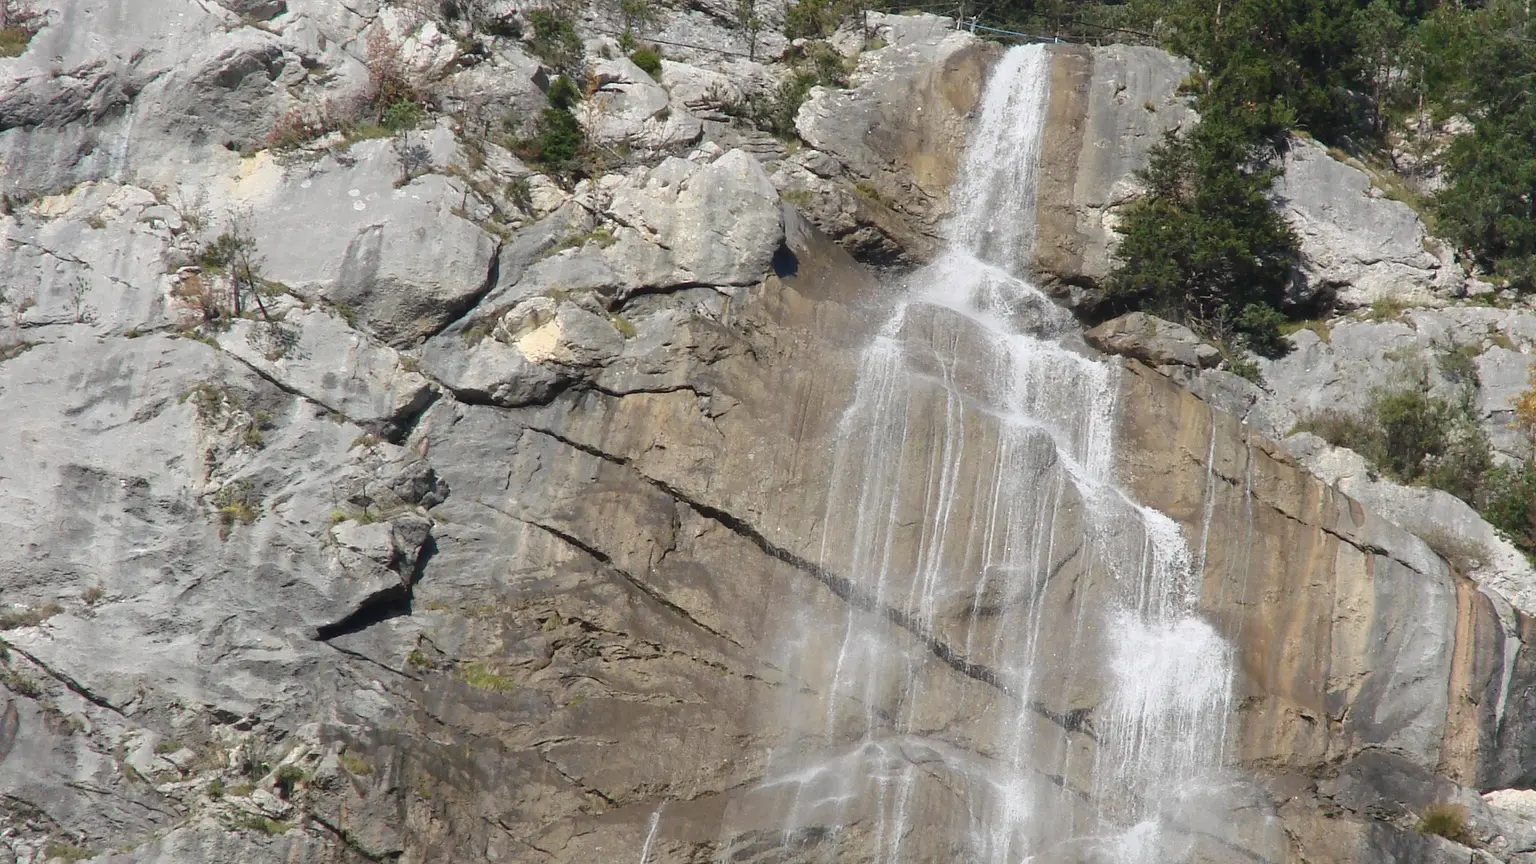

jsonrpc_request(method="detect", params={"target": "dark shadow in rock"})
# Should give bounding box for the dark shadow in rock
[314,536,436,640]
[771,240,799,279]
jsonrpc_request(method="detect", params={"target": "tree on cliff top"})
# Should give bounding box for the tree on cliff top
[1105,112,1298,357]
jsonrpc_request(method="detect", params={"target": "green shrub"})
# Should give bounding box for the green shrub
[1105,119,1299,351]
[1237,302,1288,358]
[783,0,851,39]
[43,843,92,863]
[0,340,35,363]
[0,25,32,58]
[546,74,581,111]
[618,0,659,43]
[527,9,583,77]
[274,764,306,799]
[1297,376,1492,506]
[234,815,291,835]
[382,99,421,132]
[1481,462,1536,554]
[211,481,261,538]
[532,106,583,171]
[0,603,62,631]
[799,40,850,88]
[630,47,662,79]
[1295,409,1379,457]
[455,661,516,692]
[0,2,41,59]
[337,750,375,776]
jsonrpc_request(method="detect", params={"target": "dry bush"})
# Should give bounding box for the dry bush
[174,273,222,325]
[1417,801,1468,842]
[261,32,424,151]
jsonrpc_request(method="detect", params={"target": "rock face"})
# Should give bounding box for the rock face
[1274,138,1457,308]
[8,6,1536,864]
[782,14,999,263]
[1260,308,1536,460]
[1086,311,1221,368]
[1030,43,1194,306]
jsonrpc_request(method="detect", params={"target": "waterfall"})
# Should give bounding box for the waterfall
[730,42,1238,864]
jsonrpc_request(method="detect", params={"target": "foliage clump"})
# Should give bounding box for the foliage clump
[0,1,42,58]
[262,31,424,151]
[1096,0,1536,347]
[1105,117,1298,356]
[0,603,63,631]
[630,46,662,79]
[1296,362,1492,505]
[527,9,584,78]
[725,41,851,140]
[1417,801,1468,842]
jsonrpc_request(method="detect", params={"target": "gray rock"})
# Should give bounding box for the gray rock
[578,56,703,150]
[214,307,435,431]
[1284,430,1536,611]
[1274,138,1447,308]
[607,149,782,288]
[1261,309,1536,460]
[420,325,567,408]
[214,0,289,21]
[131,28,296,155]
[659,59,742,119]
[437,44,549,139]
[1486,789,1536,853]
[0,181,181,337]
[791,22,995,263]
[0,0,370,200]
[515,303,623,368]
[1085,311,1220,368]
[1033,44,1194,300]
[649,9,789,67]
[1026,44,1192,307]
[234,140,499,347]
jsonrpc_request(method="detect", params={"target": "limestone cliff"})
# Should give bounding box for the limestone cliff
[3,5,1536,864]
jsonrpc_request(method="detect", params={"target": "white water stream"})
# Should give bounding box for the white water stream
[734,44,1237,863]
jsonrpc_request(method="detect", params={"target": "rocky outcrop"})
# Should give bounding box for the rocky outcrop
[1086,310,1221,369]
[1274,138,1464,309]
[1024,48,1473,314]
[578,56,703,150]
[780,14,999,263]
[1260,308,1536,460]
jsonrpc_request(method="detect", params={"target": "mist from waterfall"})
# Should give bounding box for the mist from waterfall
[731,43,1236,864]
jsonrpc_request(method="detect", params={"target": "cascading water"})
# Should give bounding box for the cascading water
[732,43,1238,863]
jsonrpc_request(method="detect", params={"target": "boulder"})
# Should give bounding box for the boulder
[514,303,624,368]
[130,28,297,155]
[214,307,435,432]
[1085,312,1221,368]
[230,142,499,347]
[579,56,703,150]
[437,45,549,138]
[1274,138,1451,308]
[419,327,567,408]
